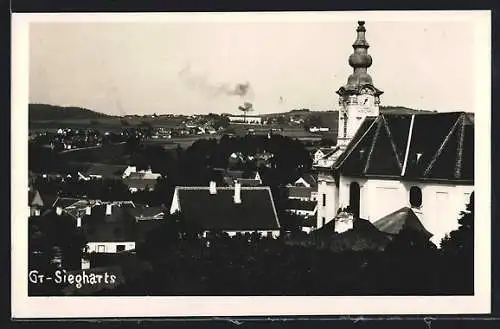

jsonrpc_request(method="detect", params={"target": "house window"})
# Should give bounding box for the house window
[322,194,326,207]
[97,245,105,253]
[409,186,423,208]
[116,244,125,252]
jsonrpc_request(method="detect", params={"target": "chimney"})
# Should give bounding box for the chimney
[234,181,242,204]
[77,217,82,228]
[106,204,112,215]
[85,206,91,215]
[209,181,217,195]
[56,207,63,216]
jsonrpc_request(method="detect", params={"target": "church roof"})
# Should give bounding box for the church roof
[334,112,473,183]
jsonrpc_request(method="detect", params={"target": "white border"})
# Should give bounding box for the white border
[12,11,491,318]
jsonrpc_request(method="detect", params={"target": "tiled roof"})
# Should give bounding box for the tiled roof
[335,112,474,182]
[292,173,318,187]
[82,204,136,242]
[173,186,280,231]
[373,207,433,239]
[287,186,314,199]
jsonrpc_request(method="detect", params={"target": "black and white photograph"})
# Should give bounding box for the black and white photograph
[11,11,491,318]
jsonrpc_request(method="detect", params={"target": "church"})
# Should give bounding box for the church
[315,21,475,245]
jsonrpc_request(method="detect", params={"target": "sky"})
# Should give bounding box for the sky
[27,12,487,116]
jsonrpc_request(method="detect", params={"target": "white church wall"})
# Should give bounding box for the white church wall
[339,175,474,245]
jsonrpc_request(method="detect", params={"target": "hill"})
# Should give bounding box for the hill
[262,106,435,132]
[29,104,113,122]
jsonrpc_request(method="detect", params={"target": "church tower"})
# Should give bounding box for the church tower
[336,21,383,148]
[315,21,383,230]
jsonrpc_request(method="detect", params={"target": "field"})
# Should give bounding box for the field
[59,142,128,164]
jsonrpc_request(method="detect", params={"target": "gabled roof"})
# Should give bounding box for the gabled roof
[373,207,433,240]
[82,204,136,242]
[293,173,318,187]
[335,112,474,182]
[29,189,44,207]
[173,186,280,231]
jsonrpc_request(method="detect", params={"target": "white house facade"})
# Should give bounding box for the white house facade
[86,241,136,254]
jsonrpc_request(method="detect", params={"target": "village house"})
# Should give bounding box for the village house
[52,197,102,223]
[291,173,318,188]
[169,181,281,238]
[81,203,137,254]
[120,166,162,192]
[313,146,342,168]
[286,199,317,218]
[285,173,318,201]
[28,187,44,217]
[314,21,474,245]
[286,186,316,202]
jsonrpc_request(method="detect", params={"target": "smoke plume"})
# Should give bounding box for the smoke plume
[179,64,254,99]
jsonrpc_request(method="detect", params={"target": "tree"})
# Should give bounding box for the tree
[238,102,253,123]
[440,192,474,293]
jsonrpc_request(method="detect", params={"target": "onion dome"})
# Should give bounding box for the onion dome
[337,21,383,97]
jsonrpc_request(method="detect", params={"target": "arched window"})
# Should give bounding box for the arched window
[349,182,360,218]
[409,186,422,208]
